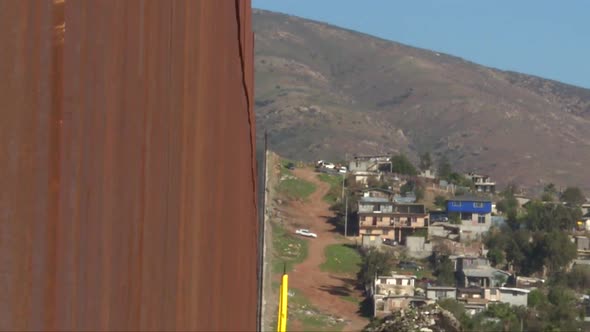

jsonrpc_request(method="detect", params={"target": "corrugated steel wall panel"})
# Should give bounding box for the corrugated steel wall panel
[0,1,257,330]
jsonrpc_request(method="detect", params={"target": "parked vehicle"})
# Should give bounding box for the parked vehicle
[430,214,449,222]
[295,229,318,238]
[398,261,422,271]
[382,238,398,246]
[338,166,347,174]
[316,160,335,169]
[286,162,295,170]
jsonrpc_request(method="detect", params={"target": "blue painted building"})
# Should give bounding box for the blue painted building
[446,195,493,238]
[446,198,492,214]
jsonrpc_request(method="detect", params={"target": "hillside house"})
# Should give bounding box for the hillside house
[353,171,380,186]
[457,287,501,314]
[426,286,457,301]
[349,155,391,172]
[393,193,417,203]
[419,169,436,179]
[512,276,545,289]
[466,173,496,193]
[575,236,590,251]
[447,196,492,237]
[358,198,429,246]
[456,256,510,288]
[373,273,431,316]
[498,287,529,307]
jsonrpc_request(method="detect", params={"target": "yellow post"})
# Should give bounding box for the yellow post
[276,265,289,332]
[276,282,283,332]
[279,273,288,332]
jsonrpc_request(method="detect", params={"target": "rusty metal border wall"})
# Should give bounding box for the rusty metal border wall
[0,1,257,331]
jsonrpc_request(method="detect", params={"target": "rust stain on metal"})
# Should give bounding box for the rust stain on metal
[0,0,257,331]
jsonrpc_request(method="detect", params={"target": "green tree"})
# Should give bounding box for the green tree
[487,248,505,267]
[484,303,522,332]
[505,235,528,273]
[434,256,456,286]
[400,181,414,195]
[448,212,461,225]
[437,155,452,180]
[419,152,432,171]
[447,172,473,187]
[536,231,577,274]
[434,195,447,208]
[357,248,394,289]
[560,186,586,206]
[544,183,557,195]
[547,286,580,325]
[415,187,425,202]
[567,266,590,290]
[389,154,418,175]
[542,183,557,202]
[527,289,547,308]
[438,299,473,329]
[496,194,518,215]
[522,200,581,231]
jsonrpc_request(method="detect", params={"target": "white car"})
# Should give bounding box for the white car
[295,229,317,238]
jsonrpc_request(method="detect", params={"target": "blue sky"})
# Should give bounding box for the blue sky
[252,0,590,89]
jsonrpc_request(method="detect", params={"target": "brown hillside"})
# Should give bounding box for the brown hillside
[253,9,590,192]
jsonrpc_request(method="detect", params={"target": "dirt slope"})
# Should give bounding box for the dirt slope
[286,168,368,331]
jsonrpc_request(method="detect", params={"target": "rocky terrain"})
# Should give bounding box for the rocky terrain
[363,305,461,332]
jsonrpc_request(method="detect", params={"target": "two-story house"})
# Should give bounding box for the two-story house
[373,273,430,316]
[358,198,429,246]
[466,173,496,193]
[446,195,492,238]
[349,155,391,172]
[456,287,501,314]
[456,256,511,288]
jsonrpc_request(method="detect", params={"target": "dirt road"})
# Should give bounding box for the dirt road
[285,168,369,331]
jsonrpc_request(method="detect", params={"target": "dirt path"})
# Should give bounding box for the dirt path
[285,168,369,331]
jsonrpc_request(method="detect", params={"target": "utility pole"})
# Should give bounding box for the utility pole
[341,174,345,203]
[344,195,348,237]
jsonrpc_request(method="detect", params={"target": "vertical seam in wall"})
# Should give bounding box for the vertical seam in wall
[233,0,257,214]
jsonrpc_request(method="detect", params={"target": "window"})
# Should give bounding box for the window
[372,217,377,226]
[474,202,484,208]
[452,201,461,207]
[378,217,383,222]
[478,214,486,224]
[436,291,448,298]
[361,216,366,222]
